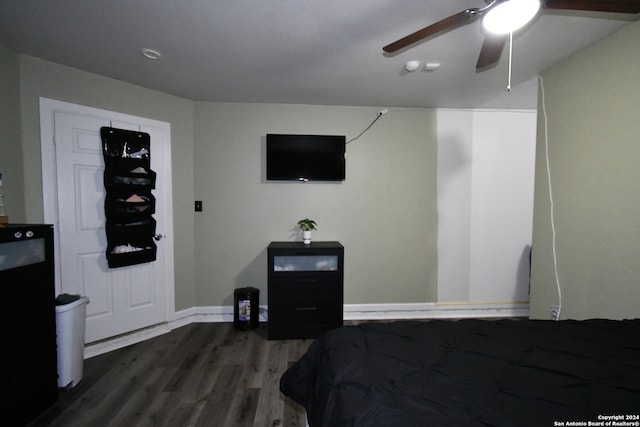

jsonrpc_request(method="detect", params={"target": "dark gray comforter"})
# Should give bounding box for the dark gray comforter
[280,319,640,427]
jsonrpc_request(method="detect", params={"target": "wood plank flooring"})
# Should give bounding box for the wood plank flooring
[28,323,313,427]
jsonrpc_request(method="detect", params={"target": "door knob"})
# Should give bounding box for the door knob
[153,234,165,241]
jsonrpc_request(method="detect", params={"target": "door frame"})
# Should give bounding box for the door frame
[39,97,176,338]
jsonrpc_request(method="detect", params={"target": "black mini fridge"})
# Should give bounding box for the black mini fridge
[0,224,58,426]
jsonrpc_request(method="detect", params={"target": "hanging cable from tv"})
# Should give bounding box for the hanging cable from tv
[346,108,388,144]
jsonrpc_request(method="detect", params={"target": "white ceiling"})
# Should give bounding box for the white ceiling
[0,0,637,109]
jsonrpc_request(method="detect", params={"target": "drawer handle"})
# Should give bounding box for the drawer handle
[295,307,318,311]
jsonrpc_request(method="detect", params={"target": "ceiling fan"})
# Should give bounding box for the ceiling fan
[383,0,640,71]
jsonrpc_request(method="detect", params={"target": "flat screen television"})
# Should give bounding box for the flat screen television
[266,134,346,181]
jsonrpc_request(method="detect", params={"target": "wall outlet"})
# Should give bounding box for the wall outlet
[549,305,560,320]
[195,200,203,212]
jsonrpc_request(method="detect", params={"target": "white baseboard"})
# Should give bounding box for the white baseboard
[84,302,529,358]
[83,306,268,358]
[344,302,530,320]
[84,323,173,359]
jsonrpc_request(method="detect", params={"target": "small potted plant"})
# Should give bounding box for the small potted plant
[297,218,317,244]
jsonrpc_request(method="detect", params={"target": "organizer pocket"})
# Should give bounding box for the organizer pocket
[105,218,157,268]
[104,164,156,190]
[106,243,157,268]
[101,127,151,162]
[105,192,155,219]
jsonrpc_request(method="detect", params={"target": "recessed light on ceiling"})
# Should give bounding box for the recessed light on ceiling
[141,48,162,60]
[405,60,420,72]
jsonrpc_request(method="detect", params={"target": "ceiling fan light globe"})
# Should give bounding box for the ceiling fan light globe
[483,0,541,34]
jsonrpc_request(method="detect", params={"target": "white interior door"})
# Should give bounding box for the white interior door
[40,98,175,344]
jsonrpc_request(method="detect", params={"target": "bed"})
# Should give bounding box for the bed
[280,319,640,426]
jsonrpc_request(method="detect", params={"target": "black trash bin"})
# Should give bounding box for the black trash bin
[234,287,259,330]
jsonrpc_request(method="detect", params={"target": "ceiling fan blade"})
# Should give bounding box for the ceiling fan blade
[383,8,480,53]
[543,0,640,13]
[476,35,507,70]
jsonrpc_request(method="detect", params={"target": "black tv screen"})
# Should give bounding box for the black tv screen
[266,134,346,181]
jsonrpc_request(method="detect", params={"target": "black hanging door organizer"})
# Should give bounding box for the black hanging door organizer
[101,127,158,268]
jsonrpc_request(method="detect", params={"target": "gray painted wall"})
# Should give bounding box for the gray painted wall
[0,45,25,222]
[3,46,537,315]
[438,109,536,304]
[193,103,438,306]
[15,55,197,311]
[5,51,439,310]
[530,21,640,319]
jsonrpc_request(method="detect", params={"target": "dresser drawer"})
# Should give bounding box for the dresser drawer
[269,301,342,324]
[268,277,342,303]
[268,302,343,339]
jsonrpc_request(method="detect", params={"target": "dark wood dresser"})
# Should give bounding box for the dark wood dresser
[267,241,343,340]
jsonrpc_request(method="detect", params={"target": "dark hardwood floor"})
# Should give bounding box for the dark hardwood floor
[28,323,313,427]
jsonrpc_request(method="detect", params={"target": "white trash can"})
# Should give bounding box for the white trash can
[55,296,89,388]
